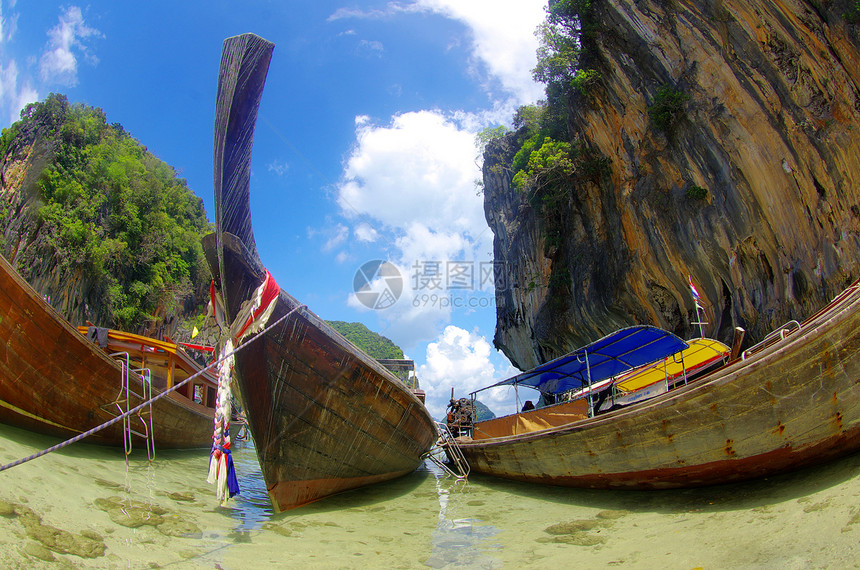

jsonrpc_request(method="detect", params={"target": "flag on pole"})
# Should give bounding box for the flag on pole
[192,326,200,338]
[689,276,703,308]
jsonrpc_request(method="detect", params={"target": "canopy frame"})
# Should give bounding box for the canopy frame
[472,326,689,417]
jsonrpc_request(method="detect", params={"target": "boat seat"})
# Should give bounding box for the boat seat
[473,399,589,439]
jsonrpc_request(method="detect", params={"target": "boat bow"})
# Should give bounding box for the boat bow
[211,32,273,319]
[203,33,437,511]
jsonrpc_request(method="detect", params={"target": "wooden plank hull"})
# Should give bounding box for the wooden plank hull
[236,293,436,511]
[207,34,437,512]
[208,230,437,512]
[0,254,215,449]
[458,283,860,488]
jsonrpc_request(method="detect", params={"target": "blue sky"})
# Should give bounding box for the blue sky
[0,0,548,419]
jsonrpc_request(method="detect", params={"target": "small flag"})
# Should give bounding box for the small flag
[689,276,703,307]
[192,326,200,338]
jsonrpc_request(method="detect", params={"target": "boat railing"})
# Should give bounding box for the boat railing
[800,280,860,327]
[423,422,470,479]
[109,352,156,462]
[741,320,801,361]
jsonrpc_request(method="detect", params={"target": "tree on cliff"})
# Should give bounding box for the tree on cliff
[0,93,212,333]
[533,0,594,94]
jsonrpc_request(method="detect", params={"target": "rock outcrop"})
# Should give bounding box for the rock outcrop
[0,119,93,319]
[485,0,860,370]
[0,98,210,337]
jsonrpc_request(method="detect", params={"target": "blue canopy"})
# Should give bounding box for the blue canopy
[482,326,688,396]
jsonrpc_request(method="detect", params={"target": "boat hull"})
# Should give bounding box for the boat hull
[208,233,436,511]
[0,254,215,449]
[207,33,437,511]
[458,283,860,488]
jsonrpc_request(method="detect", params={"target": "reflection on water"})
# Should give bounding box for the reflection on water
[426,464,500,569]
[220,439,274,531]
[1,420,860,568]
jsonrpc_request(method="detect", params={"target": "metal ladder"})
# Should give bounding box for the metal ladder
[110,352,155,462]
[423,421,470,479]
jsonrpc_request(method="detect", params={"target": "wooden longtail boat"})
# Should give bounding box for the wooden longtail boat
[454,282,860,488]
[0,254,218,450]
[74,326,221,411]
[201,33,436,512]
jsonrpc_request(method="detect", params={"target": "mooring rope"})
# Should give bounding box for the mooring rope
[0,303,305,473]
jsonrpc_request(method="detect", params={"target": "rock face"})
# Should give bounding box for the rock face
[485,0,860,370]
[0,101,209,337]
[0,120,92,320]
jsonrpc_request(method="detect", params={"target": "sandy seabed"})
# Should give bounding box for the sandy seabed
[0,421,858,569]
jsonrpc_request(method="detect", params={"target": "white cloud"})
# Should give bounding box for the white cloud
[333,1,545,348]
[329,1,544,105]
[347,260,410,309]
[267,159,289,176]
[358,39,384,57]
[337,111,497,346]
[418,325,519,418]
[1,3,19,43]
[338,110,482,235]
[327,3,424,21]
[394,222,476,267]
[354,287,447,344]
[323,223,349,252]
[416,0,545,104]
[39,6,101,87]
[344,255,454,346]
[12,82,37,123]
[354,222,379,242]
[0,2,34,126]
[0,4,102,124]
[0,57,38,126]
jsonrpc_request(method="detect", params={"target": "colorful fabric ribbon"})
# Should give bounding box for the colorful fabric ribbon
[206,270,280,506]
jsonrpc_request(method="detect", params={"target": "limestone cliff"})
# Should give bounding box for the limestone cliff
[0,96,211,337]
[0,117,86,315]
[485,0,860,369]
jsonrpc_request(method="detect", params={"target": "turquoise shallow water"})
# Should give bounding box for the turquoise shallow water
[1,421,860,568]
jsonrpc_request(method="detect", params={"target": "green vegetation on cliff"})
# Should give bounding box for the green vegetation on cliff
[326,320,405,360]
[505,0,611,210]
[479,2,615,308]
[533,0,596,100]
[0,94,212,331]
[648,85,691,136]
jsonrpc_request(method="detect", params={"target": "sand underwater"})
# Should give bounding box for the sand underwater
[1,421,859,569]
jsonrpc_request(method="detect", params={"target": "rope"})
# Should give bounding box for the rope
[0,303,305,473]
